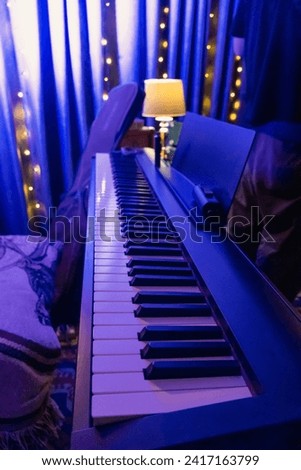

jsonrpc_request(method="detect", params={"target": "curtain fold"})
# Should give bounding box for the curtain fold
[211,0,238,119]
[0,0,236,234]
[0,0,35,233]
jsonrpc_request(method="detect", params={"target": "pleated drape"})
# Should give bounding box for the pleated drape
[0,0,237,234]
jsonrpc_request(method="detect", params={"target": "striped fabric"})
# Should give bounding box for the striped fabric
[0,236,63,449]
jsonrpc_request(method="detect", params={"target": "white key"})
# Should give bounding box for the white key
[90,154,250,425]
[92,387,251,425]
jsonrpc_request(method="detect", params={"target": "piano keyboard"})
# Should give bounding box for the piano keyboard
[92,153,251,425]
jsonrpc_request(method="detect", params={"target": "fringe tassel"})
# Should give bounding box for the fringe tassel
[0,398,64,450]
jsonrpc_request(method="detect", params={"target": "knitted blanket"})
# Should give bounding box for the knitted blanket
[0,236,63,449]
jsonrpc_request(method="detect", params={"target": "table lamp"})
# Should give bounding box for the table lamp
[142,79,186,166]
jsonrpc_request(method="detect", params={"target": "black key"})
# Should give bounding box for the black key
[143,359,241,380]
[119,202,159,210]
[125,246,183,257]
[123,230,178,241]
[124,240,178,249]
[121,217,167,228]
[130,274,197,286]
[117,197,156,204]
[132,290,205,304]
[128,266,193,276]
[120,206,162,214]
[127,258,189,268]
[134,303,211,317]
[138,325,223,341]
[115,187,151,193]
[114,177,147,181]
[120,210,163,218]
[140,341,231,359]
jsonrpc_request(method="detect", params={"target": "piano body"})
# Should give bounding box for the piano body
[72,113,301,449]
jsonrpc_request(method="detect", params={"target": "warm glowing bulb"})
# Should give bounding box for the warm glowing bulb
[229,113,237,121]
[106,57,112,65]
[33,165,41,174]
[234,100,241,110]
[102,93,109,101]
[206,44,212,50]
[163,7,169,13]
[105,2,110,6]
[35,202,41,209]
[28,186,34,191]
[158,56,164,63]
[160,22,166,29]
[14,104,26,121]
[235,79,242,87]
[24,149,31,156]
[205,72,209,78]
[162,73,168,79]
[104,77,109,82]
[210,13,215,18]
[101,38,108,46]
[235,55,241,61]
[237,66,243,73]
[17,91,24,98]
[162,40,168,48]
[230,92,236,98]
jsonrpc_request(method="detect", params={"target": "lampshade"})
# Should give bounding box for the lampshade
[142,79,186,119]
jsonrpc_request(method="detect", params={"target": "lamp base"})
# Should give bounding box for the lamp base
[154,133,161,168]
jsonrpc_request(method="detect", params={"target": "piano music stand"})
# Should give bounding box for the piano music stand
[172,112,256,219]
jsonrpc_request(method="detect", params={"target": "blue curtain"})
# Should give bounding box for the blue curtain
[0,0,236,234]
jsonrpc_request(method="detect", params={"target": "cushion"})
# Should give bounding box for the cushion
[0,236,63,449]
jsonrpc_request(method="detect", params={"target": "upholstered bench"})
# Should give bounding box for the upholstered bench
[0,235,63,449]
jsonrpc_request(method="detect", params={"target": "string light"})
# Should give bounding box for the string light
[12,88,44,218]
[101,0,120,101]
[157,1,170,79]
[202,1,219,115]
[5,0,47,221]
[228,56,243,122]
[33,164,41,175]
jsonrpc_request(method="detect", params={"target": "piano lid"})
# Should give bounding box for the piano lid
[171,112,256,218]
